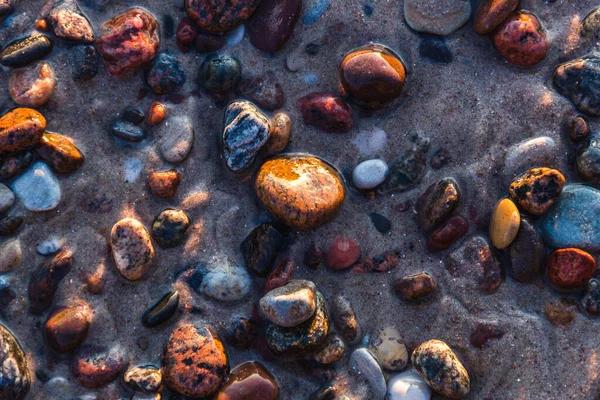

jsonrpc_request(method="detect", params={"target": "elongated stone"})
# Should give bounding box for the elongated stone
[142,291,179,327]
[110,218,155,281]
[28,249,73,314]
[489,198,520,249]
[0,34,53,67]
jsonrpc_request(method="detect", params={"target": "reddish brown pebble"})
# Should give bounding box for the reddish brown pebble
[266,112,291,154]
[265,259,295,292]
[186,0,261,33]
[97,8,160,76]
[470,323,505,348]
[147,101,166,125]
[71,345,125,389]
[216,361,279,400]
[569,115,590,142]
[326,237,360,270]
[304,242,323,269]
[0,108,46,157]
[246,0,302,53]
[426,215,469,253]
[547,248,596,289]
[491,11,549,67]
[297,92,354,133]
[545,298,577,326]
[44,305,91,353]
[148,169,181,199]
[473,0,519,35]
[28,249,74,314]
[35,132,84,174]
[394,271,436,301]
[176,18,197,52]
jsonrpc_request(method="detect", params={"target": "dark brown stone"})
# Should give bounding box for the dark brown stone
[473,0,519,35]
[416,178,460,231]
[226,317,258,350]
[569,115,590,142]
[505,217,545,282]
[28,250,74,314]
[303,242,323,269]
[470,323,505,348]
[238,74,284,111]
[265,259,295,292]
[426,215,469,253]
[331,295,359,343]
[185,0,262,33]
[394,271,436,301]
[35,132,84,174]
[0,151,33,182]
[44,305,90,353]
[297,92,354,133]
[247,0,302,53]
[71,345,125,388]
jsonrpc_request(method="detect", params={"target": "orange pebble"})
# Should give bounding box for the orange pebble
[35,19,49,32]
[147,101,166,125]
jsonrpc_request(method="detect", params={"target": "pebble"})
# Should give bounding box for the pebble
[470,323,505,348]
[71,345,125,388]
[394,272,436,302]
[255,154,346,229]
[430,147,451,169]
[349,348,387,400]
[0,183,15,212]
[554,54,600,116]
[266,292,329,356]
[241,223,289,276]
[314,332,345,365]
[162,322,229,398]
[142,291,179,327]
[201,265,251,302]
[419,35,453,63]
[297,92,354,133]
[110,218,155,281]
[145,53,185,94]
[412,340,470,399]
[489,198,520,249]
[547,248,596,289]
[158,116,194,163]
[415,178,460,231]
[226,317,258,350]
[260,280,317,327]
[199,54,241,93]
[186,0,260,33]
[151,209,189,247]
[247,0,301,52]
[386,372,431,400]
[491,11,548,67]
[35,132,85,174]
[0,34,53,67]
[215,361,278,400]
[266,112,292,154]
[123,365,162,393]
[332,295,360,343]
[426,215,469,253]
[544,299,576,326]
[538,185,600,252]
[148,169,181,199]
[368,327,408,371]
[304,242,323,269]
[503,137,559,184]
[112,120,146,142]
[339,44,406,109]
[0,151,33,182]
[265,259,295,292]
[9,62,56,106]
[70,45,99,81]
[569,115,590,142]
[176,18,197,52]
[0,108,46,157]
[97,8,160,76]
[506,217,545,282]
[47,0,95,42]
[238,75,284,111]
[222,101,270,172]
[580,278,600,316]
[378,135,430,194]
[0,239,21,272]
[473,0,518,35]
[28,249,73,314]
[578,134,600,184]
[404,0,471,35]
[12,161,61,211]
[0,324,30,400]
[123,106,145,125]
[326,237,361,270]
[508,168,565,216]
[147,101,166,125]
[580,7,600,45]
[370,212,392,234]
[44,305,91,353]
[36,238,62,255]
[352,159,389,190]
[0,215,22,236]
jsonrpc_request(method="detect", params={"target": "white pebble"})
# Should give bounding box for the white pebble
[11,161,61,211]
[201,265,251,302]
[124,158,143,183]
[352,159,389,190]
[387,370,431,400]
[36,239,62,255]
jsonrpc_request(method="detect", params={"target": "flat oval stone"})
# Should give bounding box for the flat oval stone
[404,0,471,36]
[0,34,53,67]
[35,132,84,174]
[71,345,125,389]
[339,44,406,109]
[554,54,600,116]
[247,0,302,53]
[44,305,91,353]
[152,209,190,247]
[415,178,460,231]
[411,340,470,399]
[185,0,262,33]
[162,323,229,398]
[9,61,56,107]
[48,0,95,42]
[326,237,360,270]
[570,115,591,143]
[215,361,279,400]
[473,0,518,35]
[255,154,345,230]
[110,218,155,281]
[578,134,600,184]
[201,265,251,302]
[0,324,30,400]
[112,120,146,142]
[123,365,162,393]
[394,271,436,302]
[491,11,549,67]
[489,198,520,249]
[142,291,179,327]
[508,168,565,216]
[12,161,61,211]
[0,239,21,272]
[28,249,73,314]
[368,327,408,371]
[387,370,431,400]
[547,248,596,289]
[158,116,194,163]
[506,217,545,282]
[313,333,345,365]
[297,92,354,133]
[0,108,46,157]
[260,280,317,327]
[349,348,387,399]
[266,112,291,154]
[352,159,389,190]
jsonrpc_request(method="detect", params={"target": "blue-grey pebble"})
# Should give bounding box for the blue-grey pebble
[349,348,387,400]
[11,162,61,211]
[352,159,389,190]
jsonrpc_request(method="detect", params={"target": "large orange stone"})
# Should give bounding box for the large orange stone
[255,154,345,230]
[0,108,46,157]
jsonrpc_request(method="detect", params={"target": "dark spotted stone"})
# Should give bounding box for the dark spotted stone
[0,34,53,67]
[28,249,74,314]
[226,317,258,350]
[265,259,295,292]
[199,54,242,94]
[0,151,33,182]
[142,291,179,327]
[415,177,460,231]
[554,54,600,116]
[508,168,565,216]
[176,18,197,52]
[569,115,590,142]
[0,323,30,400]
[152,209,190,247]
[185,0,262,33]
[70,45,99,81]
[123,365,162,393]
[241,223,288,276]
[303,242,323,269]
[0,108,46,157]
[145,53,186,95]
[331,295,359,342]
[246,0,302,53]
[35,132,85,174]
[71,345,125,388]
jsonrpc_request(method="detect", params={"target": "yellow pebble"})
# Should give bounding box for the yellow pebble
[489,198,520,249]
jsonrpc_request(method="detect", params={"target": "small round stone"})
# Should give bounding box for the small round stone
[387,370,431,400]
[0,239,21,272]
[352,159,389,190]
[577,134,600,184]
[569,115,590,142]
[260,280,317,327]
[199,54,241,93]
[339,44,406,109]
[145,53,186,94]
[158,116,194,163]
[508,168,565,216]
[0,323,31,400]
[489,198,520,249]
[215,361,279,400]
[110,218,155,281]
[147,101,167,125]
[266,112,291,154]
[148,169,181,199]
[201,265,251,302]
[368,327,408,371]
[44,305,91,353]
[11,161,61,212]
[297,92,354,133]
[547,248,596,289]
[0,183,15,213]
[9,62,56,107]
[473,0,519,35]
[491,11,549,67]
[71,345,125,389]
[394,272,436,302]
[326,237,361,270]
[185,0,261,33]
[142,291,179,327]
[404,0,471,36]
[152,209,189,247]
[314,333,345,365]
[123,365,162,393]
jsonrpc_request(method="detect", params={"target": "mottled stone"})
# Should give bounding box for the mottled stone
[238,75,285,111]
[70,45,99,81]
[314,333,345,365]
[0,324,30,400]
[146,53,186,94]
[11,162,61,211]
[580,7,600,45]
[186,0,261,33]
[142,291,179,327]
[97,8,160,76]
[112,120,146,142]
[378,135,430,195]
[255,154,346,230]
[506,217,545,282]
[158,116,194,164]
[412,340,470,399]
[544,299,576,325]
[0,239,21,272]
[0,183,14,213]
[387,370,431,400]
[426,215,469,253]
[265,259,295,292]
[162,323,229,398]
[553,54,600,116]
[241,223,288,276]
[71,345,125,389]
[0,108,46,157]
[368,327,408,371]
[394,271,436,302]
[489,198,520,250]
[578,134,600,184]
[28,249,73,314]
[9,62,56,107]
[260,280,317,327]
[470,323,505,348]
[35,132,84,174]
[266,112,291,154]
[148,169,181,199]
[44,305,90,353]
[404,0,471,35]
[222,101,270,172]
[580,278,600,316]
[547,248,596,289]
[176,18,197,52]
[110,218,155,281]
[297,92,354,133]
[0,35,53,67]
[349,348,387,399]
[508,168,565,216]
[200,54,241,93]
[331,295,360,343]
[152,209,189,248]
[416,178,460,231]
[226,317,258,350]
[0,151,33,182]
[48,0,95,42]
[473,0,518,35]
[201,265,251,302]
[352,159,389,190]
[215,361,279,400]
[247,0,302,52]
[569,115,590,142]
[491,11,548,67]
[123,365,162,393]
[326,237,360,270]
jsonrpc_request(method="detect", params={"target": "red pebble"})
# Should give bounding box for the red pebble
[326,237,360,270]
[470,323,505,348]
[547,248,596,289]
[176,18,197,53]
[491,11,549,67]
[426,215,469,253]
[297,92,354,133]
[264,259,295,292]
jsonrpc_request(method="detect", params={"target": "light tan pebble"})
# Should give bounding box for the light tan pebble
[266,112,291,154]
[489,198,520,249]
[123,365,162,392]
[368,327,408,371]
[0,239,22,272]
[9,62,56,106]
[110,218,155,281]
[158,116,194,163]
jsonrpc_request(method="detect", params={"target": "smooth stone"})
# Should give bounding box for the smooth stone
[186,0,261,33]
[112,120,146,142]
[47,0,95,42]
[110,218,155,281]
[580,7,600,45]
[0,183,15,212]
[147,101,166,125]
[370,212,392,234]
[377,135,430,194]
[199,54,241,93]
[148,169,181,198]
[215,361,279,400]
[349,348,387,400]
[578,134,600,184]
[222,101,270,172]
[505,217,545,283]
[554,54,600,116]
[503,137,559,185]
[28,249,73,314]
[260,280,317,327]
[158,116,194,163]
[0,239,21,272]
[352,159,389,190]
[0,151,33,182]
[489,198,520,249]
[326,237,361,270]
[404,0,471,36]
[145,53,186,94]
[394,272,437,302]
[266,112,291,154]
[123,365,162,393]
[538,185,600,252]
[580,278,600,316]
[415,177,460,231]
[332,295,360,343]
[569,115,590,143]
[151,209,189,247]
[71,345,125,388]
[387,370,432,400]
[0,34,53,67]
[426,215,469,253]
[12,162,61,211]
[547,248,596,289]
[9,62,56,107]
[142,291,179,327]
[255,154,346,230]
[473,0,519,35]
[368,327,408,371]
[70,45,99,81]
[0,108,46,157]
[491,11,549,67]
[124,158,143,183]
[162,322,229,398]
[123,106,145,125]
[238,75,285,111]
[247,0,302,53]
[508,168,565,216]
[0,324,31,400]
[36,238,62,255]
[411,340,470,399]
[44,305,91,353]
[35,132,85,174]
[241,223,289,276]
[297,92,354,133]
[201,265,251,302]
[313,333,345,365]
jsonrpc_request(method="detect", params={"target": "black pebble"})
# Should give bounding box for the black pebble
[363,2,374,17]
[305,43,320,55]
[1,34,53,67]
[112,120,146,142]
[369,212,391,234]
[123,106,145,125]
[419,35,453,63]
[71,45,99,81]
[142,291,180,327]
